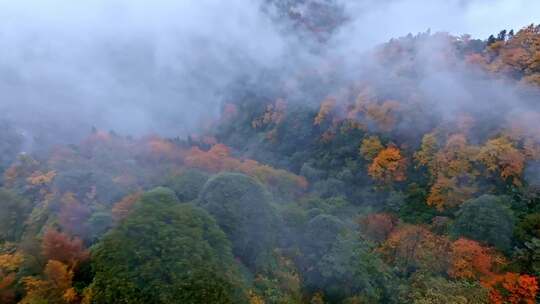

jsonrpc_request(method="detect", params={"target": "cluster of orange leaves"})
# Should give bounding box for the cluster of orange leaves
[448,238,505,280]
[3,156,40,188]
[450,238,538,304]
[367,145,407,185]
[426,175,476,211]
[483,273,538,304]
[252,98,287,129]
[310,89,401,143]
[41,229,89,268]
[359,135,408,186]
[475,25,540,86]
[348,89,400,132]
[314,98,337,126]
[378,224,451,273]
[377,222,538,303]
[145,136,185,162]
[112,191,144,222]
[414,131,533,210]
[26,170,57,186]
[185,144,308,190]
[21,260,79,304]
[359,213,398,243]
[19,229,90,304]
[0,252,24,303]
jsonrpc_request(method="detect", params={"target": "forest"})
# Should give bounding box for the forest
[1,1,540,303]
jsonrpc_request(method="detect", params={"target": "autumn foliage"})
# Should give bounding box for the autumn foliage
[252,98,287,129]
[477,136,525,186]
[368,145,407,184]
[111,191,143,222]
[1,21,540,304]
[21,260,79,304]
[379,224,451,273]
[448,238,504,280]
[314,98,336,126]
[359,136,384,161]
[359,213,398,243]
[0,252,24,303]
[482,272,538,304]
[42,229,89,268]
[185,144,308,191]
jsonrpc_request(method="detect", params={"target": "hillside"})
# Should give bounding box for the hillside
[0,3,540,304]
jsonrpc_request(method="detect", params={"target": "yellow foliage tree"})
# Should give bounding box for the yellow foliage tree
[477,136,525,186]
[0,252,24,303]
[21,260,78,304]
[414,132,438,172]
[360,136,384,161]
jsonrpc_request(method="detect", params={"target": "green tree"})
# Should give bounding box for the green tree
[316,234,399,303]
[452,195,515,252]
[0,188,31,242]
[404,273,489,304]
[0,121,22,177]
[515,213,540,244]
[515,237,540,277]
[198,173,278,270]
[165,169,209,202]
[90,187,246,304]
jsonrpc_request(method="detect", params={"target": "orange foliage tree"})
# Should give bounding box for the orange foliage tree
[482,272,538,304]
[252,98,287,129]
[480,25,540,85]
[368,145,407,185]
[379,224,451,273]
[27,170,57,186]
[0,252,24,303]
[185,144,307,192]
[449,238,538,304]
[21,260,78,304]
[348,88,400,132]
[184,144,238,172]
[448,238,505,280]
[426,175,476,211]
[111,191,143,222]
[314,98,336,126]
[3,155,40,188]
[364,100,400,133]
[144,136,184,163]
[416,133,478,210]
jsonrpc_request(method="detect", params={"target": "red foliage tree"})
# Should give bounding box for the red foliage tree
[41,229,89,268]
[359,213,398,243]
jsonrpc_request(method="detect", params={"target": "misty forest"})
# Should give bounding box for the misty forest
[2,0,540,303]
